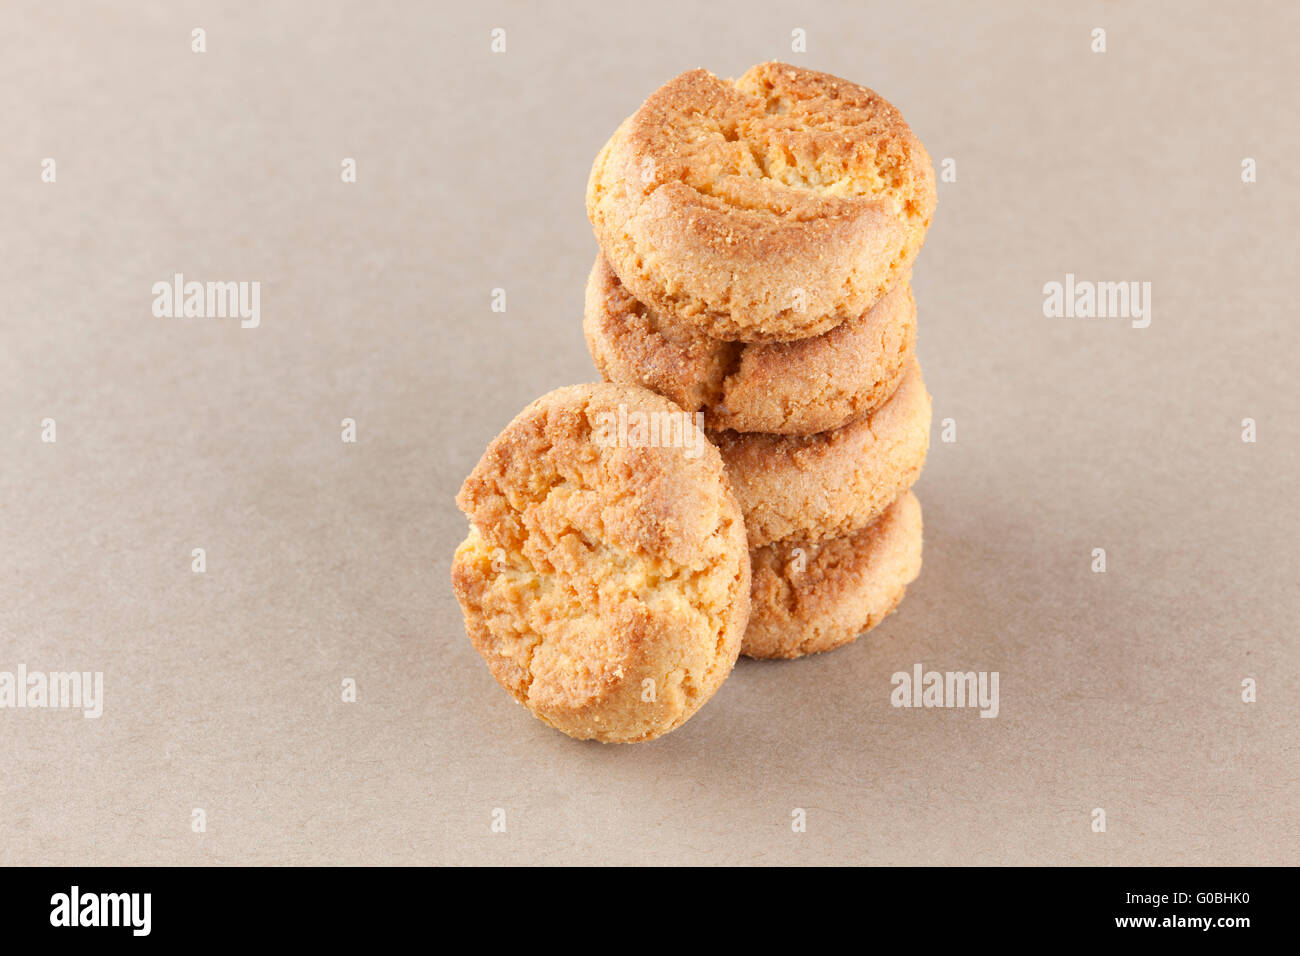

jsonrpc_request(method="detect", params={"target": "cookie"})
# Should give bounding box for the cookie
[713,358,930,548]
[451,383,750,743]
[745,491,922,659]
[584,253,916,435]
[587,61,936,343]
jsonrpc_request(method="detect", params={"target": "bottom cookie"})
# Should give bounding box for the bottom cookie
[744,491,922,660]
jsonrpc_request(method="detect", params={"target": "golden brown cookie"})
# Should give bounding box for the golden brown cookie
[451,383,750,743]
[713,358,930,548]
[744,491,922,659]
[587,61,936,343]
[584,253,916,435]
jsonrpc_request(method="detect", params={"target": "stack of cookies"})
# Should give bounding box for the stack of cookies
[451,62,937,744]
[584,62,936,660]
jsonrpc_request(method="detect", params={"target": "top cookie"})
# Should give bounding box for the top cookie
[451,383,750,743]
[587,62,936,342]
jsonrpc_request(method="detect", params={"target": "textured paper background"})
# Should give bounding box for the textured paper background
[2,0,1297,865]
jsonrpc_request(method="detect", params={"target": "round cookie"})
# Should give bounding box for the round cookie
[584,253,917,435]
[713,357,930,548]
[451,383,750,743]
[587,61,936,343]
[745,491,923,659]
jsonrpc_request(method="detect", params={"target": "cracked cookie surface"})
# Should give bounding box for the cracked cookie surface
[745,491,922,659]
[712,358,930,548]
[586,61,936,342]
[451,383,750,742]
[584,252,915,434]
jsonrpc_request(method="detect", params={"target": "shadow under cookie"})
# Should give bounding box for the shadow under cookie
[584,253,916,435]
[745,491,923,659]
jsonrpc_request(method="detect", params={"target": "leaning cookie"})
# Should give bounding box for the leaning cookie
[713,357,930,548]
[584,253,916,435]
[451,383,750,743]
[745,491,923,659]
[587,61,936,343]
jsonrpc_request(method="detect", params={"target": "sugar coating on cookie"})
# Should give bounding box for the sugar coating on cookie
[451,383,750,743]
[584,253,916,435]
[745,491,922,659]
[713,358,930,548]
[587,61,936,342]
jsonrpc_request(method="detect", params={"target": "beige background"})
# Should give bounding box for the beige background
[2,0,1297,865]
